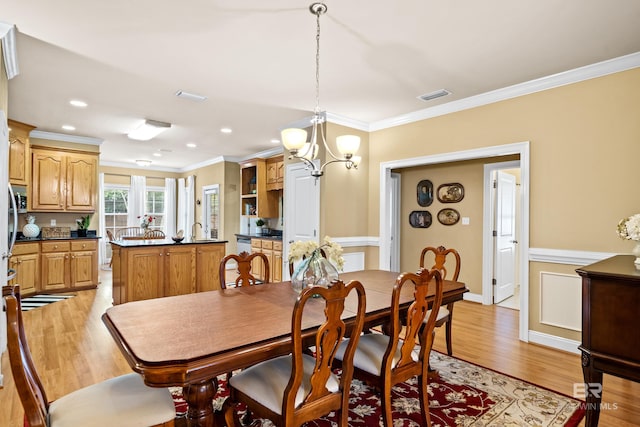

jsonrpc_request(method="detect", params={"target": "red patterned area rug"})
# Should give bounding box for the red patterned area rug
[171,352,585,426]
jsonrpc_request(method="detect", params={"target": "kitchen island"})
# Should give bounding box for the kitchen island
[110,239,227,305]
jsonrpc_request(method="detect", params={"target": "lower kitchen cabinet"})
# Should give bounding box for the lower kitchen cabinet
[164,245,196,297]
[196,243,225,292]
[251,238,283,283]
[40,239,99,292]
[9,242,40,295]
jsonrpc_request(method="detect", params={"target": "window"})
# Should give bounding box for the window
[202,184,220,239]
[104,187,129,237]
[146,188,165,229]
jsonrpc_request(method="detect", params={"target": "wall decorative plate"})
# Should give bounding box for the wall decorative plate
[416,179,433,207]
[437,208,460,226]
[437,182,465,203]
[409,211,432,228]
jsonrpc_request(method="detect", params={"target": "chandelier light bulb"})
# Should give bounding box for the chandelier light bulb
[281,128,308,151]
[336,135,361,157]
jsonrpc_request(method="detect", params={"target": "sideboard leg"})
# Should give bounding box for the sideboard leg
[581,351,603,427]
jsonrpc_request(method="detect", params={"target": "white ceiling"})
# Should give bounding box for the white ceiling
[4,0,640,171]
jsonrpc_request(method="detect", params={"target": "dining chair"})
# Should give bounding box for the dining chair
[143,229,166,239]
[106,229,115,267]
[333,268,444,427]
[222,279,367,427]
[3,285,176,427]
[219,251,270,288]
[115,226,144,240]
[419,245,461,356]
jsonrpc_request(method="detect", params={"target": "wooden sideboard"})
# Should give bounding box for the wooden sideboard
[576,255,640,427]
[110,239,227,304]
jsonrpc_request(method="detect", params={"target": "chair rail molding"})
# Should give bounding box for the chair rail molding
[528,248,616,266]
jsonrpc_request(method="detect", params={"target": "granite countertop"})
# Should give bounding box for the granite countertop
[235,233,283,241]
[16,236,101,242]
[110,239,228,247]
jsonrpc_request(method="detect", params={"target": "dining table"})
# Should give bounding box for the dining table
[102,269,468,427]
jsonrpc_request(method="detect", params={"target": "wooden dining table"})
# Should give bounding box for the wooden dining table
[102,269,468,427]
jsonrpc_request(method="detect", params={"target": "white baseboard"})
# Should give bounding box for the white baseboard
[528,330,581,355]
[463,292,483,303]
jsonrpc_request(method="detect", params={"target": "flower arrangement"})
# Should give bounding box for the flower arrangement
[138,214,154,229]
[76,214,91,230]
[288,235,345,271]
[616,214,640,241]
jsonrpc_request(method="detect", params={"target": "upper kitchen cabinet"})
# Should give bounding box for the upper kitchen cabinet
[266,155,284,191]
[8,119,35,186]
[240,158,278,218]
[30,146,98,212]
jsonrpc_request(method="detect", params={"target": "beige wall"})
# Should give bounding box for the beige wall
[366,68,640,339]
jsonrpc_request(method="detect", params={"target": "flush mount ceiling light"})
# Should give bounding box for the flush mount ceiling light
[127,119,172,141]
[135,159,152,167]
[280,3,360,178]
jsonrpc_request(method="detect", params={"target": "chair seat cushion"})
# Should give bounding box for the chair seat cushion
[426,306,449,323]
[48,373,176,427]
[335,333,419,376]
[228,353,339,415]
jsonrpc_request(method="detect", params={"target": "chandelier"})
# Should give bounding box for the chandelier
[281,3,361,178]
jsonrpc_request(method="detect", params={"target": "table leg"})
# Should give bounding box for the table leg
[581,351,602,427]
[183,379,218,427]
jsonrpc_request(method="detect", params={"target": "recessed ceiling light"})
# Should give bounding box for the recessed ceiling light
[152,152,162,157]
[135,159,152,167]
[62,125,76,131]
[186,143,197,148]
[69,99,88,108]
[270,139,280,144]
[220,127,232,134]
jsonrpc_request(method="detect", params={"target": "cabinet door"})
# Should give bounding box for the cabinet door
[266,160,278,190]
[164,246,196,296]
[8,120,33,186]
[70,250,97,287]
[276,161,285,185]
[262,248,274,283]
[251,248,264,281]
[41,252,70,291]
[31,150,66,211]
[273,250,283,283]
[196,244,225,292]
[9,254,39,295]
[126,248,164,302]
[66,154,97,211]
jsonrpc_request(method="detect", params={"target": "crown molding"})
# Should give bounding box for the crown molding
[180,156,238,172]
[370,51,640,132]
[30,130,103,145]
[0,22,19,79]
[99,160,183,173]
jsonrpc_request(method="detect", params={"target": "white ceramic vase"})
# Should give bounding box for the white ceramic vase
[23,215,40,238]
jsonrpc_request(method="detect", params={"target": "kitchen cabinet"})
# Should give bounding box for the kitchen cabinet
[111,240,227,304]
[251,238,283,283]
[266,155,284,191]
[9,242,40,295]
[30,146,98,212]
[40,239,99,291]
[8,119,35,186]
[196,243,225,292]
[240,158,278,218]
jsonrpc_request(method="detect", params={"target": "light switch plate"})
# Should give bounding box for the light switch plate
[461,217,470,225]
[51,219,56,226]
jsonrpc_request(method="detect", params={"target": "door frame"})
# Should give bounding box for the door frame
[379,141,530,342]
[483,161,520,306]
[389,172,401,272]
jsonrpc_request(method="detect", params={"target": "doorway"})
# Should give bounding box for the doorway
[380,141,530,341]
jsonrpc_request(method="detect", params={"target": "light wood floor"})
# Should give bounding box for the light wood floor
[2,269,639,427]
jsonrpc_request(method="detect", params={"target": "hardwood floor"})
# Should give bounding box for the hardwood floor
[1,269,639,426]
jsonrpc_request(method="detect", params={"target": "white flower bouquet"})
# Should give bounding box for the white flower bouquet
[288,235,345,271]
[616,213,640,241]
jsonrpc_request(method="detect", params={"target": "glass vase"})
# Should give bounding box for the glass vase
[632,242,640,266]
[291,250,339,293]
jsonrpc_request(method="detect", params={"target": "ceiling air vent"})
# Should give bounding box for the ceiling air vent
[175,90,207,102]
[418,89,451,102]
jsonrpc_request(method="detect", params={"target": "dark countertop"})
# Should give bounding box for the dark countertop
[16,236,101,242]
[110,239,228,248]
[235,233,283,241]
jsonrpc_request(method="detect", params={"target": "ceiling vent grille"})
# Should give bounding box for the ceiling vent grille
[175,90,207,102]
[418,89,451,102]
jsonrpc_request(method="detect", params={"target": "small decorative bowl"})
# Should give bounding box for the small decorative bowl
[171,236,185,243]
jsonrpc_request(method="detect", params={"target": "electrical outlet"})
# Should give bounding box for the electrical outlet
[461,217,470,225]
[51,219,57,226]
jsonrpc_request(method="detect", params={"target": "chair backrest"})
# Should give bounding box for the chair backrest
[106,229,115,242]
[288,248,327,276]
[115,227,144,239]
[419,245,461,281]
[286,279,366,423]
[219,251,270,288]
[143,229,165,239]
[383,268,444,382]
[3,285,50,427]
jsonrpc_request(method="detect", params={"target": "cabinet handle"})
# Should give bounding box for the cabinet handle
[159,253,163,256]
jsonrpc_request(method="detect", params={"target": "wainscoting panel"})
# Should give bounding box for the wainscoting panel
[342,252,365,273]
[539,271,581,332]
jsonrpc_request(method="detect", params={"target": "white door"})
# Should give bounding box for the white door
[494,170,517,303]
[283,162,320,279]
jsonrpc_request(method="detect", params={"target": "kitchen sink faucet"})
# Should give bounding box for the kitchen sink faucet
[191,222,202,242]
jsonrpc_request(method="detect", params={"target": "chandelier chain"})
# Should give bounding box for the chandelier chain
[315,7,322,115]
